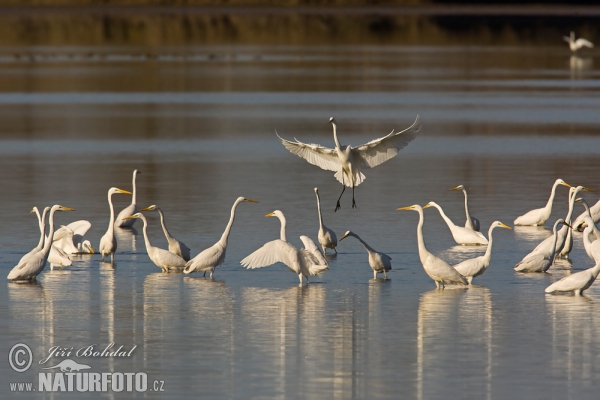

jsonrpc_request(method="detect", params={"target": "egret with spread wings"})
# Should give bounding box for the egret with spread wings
[277,116,421,211]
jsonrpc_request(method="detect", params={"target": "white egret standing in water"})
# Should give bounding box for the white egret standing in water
[314,188,337,254]
[99,187,132,264]
[424,201,488,245]
[513,179,571,226]
[581,216,600,262]
[564,31,594,52]
[115,169,141,228]
[573,197,600,232]
[398,204,467,288]
[141,205,191,261]
[277,116,420,211]
[18,207,50,265]
[514,219,567,273]
[449,184,480,231]
[184,197,258,278]
[545,259,600,296]
[340,230,392,279]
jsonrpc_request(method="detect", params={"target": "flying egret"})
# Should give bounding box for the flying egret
[397,204,467,288]
[53,220,94,254]
[564,31,594,52]
[115,169,141,228]
[453,221,512,284]
[184,197,258,278]
[514,219,567,273]
[99,187,133,264]
[575,198,600,240]
[8,205,75,282]
[277,116,420,211]
[449,185,480,231]
[514,179,571,226]
[581,216,600,262]
[573,197,600,232]
[240,210,328,284]
[424,201,488,245]
[545,259,600,296]
[141,205,191,261]
[340,230,392,279]
[124,213,187,272]
[314,188,337,254]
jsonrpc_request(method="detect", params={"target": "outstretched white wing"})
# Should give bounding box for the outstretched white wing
[299,235,328,267]
[240,239,301,274]
[575,38,594,49]
[353,115,421,169]
[276,132,340,172]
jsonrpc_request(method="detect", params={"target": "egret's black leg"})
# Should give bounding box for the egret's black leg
[352,186,357,209]
[335,186,346,212]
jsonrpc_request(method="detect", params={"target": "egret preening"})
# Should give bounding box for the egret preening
[398,204,467,288]
[277,116,420,211]
[564,31,594,52]
[514,179,571,226]
[423,201,488,245]
[99,187,133,264]
[124,213,187,272]
[573,197,600,232]
[184,197,258,278]
[545,259,600,296]
[240,210,328,284]
[449,185,480,231]
[115,169,141,228]
[339,230,392,279]
[53,220,94,254]
[8,205,75,282]
[453,221,511,284]
[141,205,191,261]
[314,188,337,254]
[514,219,567,273]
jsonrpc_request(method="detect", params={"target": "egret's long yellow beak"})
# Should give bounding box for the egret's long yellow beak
[29,208,36,213]
[583,187,596,192]
[449,186,461,191]
[245,198,259,203]
[140,206,154,212]
[59,206,75,212]
[88,246,95,254]
[423,203,433,209]
[123,213,140,220]
[499,222,512,230]
[340,233,349,241]
[265,212,275,217]
[117,188,133,195]
[561,181,572,188]
[397,206,413,211]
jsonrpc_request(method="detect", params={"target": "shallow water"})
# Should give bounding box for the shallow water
[1,44,600,399]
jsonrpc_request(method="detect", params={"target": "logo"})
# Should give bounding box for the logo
[8,343,32,373]
[43,359,91,372]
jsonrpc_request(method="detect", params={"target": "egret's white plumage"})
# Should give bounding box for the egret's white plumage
[564,31,594,52]
[424,201,488,245]
[573,197,600,232]
[48,244,72,270]
[17,207,50,266]
[575,198,600,240]
[277,116,420,211]
[514,219,566,273]
[141,205,191,261]
[240,210,328,284]
[184,197,258,277]
[340,230,392,279]
[115,169,141,228]
[314,188,337,254]
[299,235,329,267]
[53,220,94,254]
[581,216,600,262]
[99,187,132,263]
[398,204,467,288]
[8,205,75,282]
[514,179,571,226]
[125,213,187,272]
[453,221,511,284]
[449,184,480,232]
[545,259,600,296]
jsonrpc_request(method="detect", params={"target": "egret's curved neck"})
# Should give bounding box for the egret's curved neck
[156,208,172,240]
[591,260,600,279]
[564,189,581,223]
[42,208,58,257]
[277,214,287,242]
[107,192,116,234]
[431,203,456,229]
[219,199,242,246]
[139,215,152,251]
[34,208,45,250]
[483,226,496,261]
[315,192,324,229]
[544,180,561,212]
[550,223,562,256]
[331,121,342,149]
[462,189,472,223]
[351,234,376,254]
[416,208,429,263]
[131,172,138,205]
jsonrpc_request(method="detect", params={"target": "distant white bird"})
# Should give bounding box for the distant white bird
[277,116,420,211]
[564,31,594,53]
[575,198,600,240]
[340,230,392,279]
[53,220,94,254]
[514,219,567,273]
[141,205,191,261]
[99,187,132,263]
[314,188,337,254]
[581,216,600,262]
[449,185,480,231]
[453,221,512,284]
[184,197,258,278]
[240,210,328,284]
[124,213,187,272]
[545,259,600,296]
[398,204,467,288]
[8,205,75,282]
[573,197,600,232]
[514,179,571,226]
[115,169,141,228]
[424,201,488,245]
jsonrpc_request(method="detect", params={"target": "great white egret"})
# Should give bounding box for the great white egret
[299,235,329,267]
[53,220,94,254]
[514,219,567,273]
[8,205,75,282]
[99,187,133,263]
[141,205,191,261]
[115,169,141,228]
[573,197,600,232]
[340,230,392,279]
[124,213,187,272]
[314,188,337,254]
[48,244,72,270]
[423,201,488,245]
[453,221,512,284]
[449,185,480,231]
[184,197,258,277]
[581,216,600,262]
[514,179,571,226]
[277,116,420,211]
[397,204,467,288]
[17,207,50,265]
[545,259,600,296]
[574,198,600,240]
[564,31,594,52]
[240,210,328,284]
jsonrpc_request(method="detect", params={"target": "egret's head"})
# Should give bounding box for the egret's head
[449,185,464,191]
[140,205,157,212]
[328,117,336,124]
[109,187,132,196]
[314,187,319,193]
[493,221,512,230]
[340,231,353,241]
[423,202,436,209]
[557,179,571,188]
[124,213,142,220]
[397,205,421,211]
[55,205,75,212]
[265,210,283,218]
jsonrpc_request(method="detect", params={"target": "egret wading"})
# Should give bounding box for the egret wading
[339,230,392,279]
[99,187,132,264]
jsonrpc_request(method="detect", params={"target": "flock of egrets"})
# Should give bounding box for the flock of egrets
[7,111,600,296]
